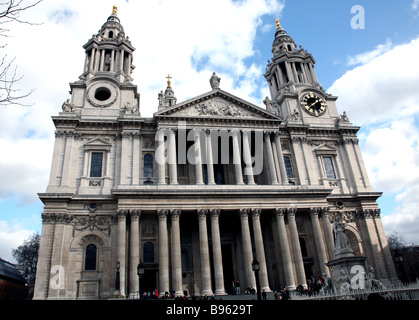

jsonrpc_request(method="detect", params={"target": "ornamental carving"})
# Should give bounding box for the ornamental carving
[72,214,117,236]
[175,97,264,119]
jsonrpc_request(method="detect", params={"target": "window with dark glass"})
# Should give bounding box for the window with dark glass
[284,156,294,178]
[144,153,154,178]
[90,152,103,177]
[143,242,154,263]
[323,156,337,179]
[85,244,97,270]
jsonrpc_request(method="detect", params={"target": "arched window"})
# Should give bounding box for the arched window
[284,156,294,179]
[85,244,97,270]
[144,153,154,179]
[143,242,154,263]
[109,31,114,38]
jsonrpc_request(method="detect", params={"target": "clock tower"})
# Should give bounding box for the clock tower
[264,20,340,127]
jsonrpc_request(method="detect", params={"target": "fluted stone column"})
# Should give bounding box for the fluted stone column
[264,132,279,185]
[274,133,289,184]
[171,209,183,296]
[242,129,255,185]
[251,209,271,292]
[310,208,329,276]
[287,208,307,288]
[239,209,256,289]
[275,209,296,290]
[129,210,141,296]
[210,209,227,295]
[158,210,170,294]
[117,210,127,296]
[168,128,178,185]
[156,129,166,185]
[194,129,204,185]
[198,210,213,295]
[205,129,215,185]
[232,129,244,185]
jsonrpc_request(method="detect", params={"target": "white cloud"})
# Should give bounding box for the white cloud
[347,40,393,66]
[0,220,34,263]
[328,37,419,244]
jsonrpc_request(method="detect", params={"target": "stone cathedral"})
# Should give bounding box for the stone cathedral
[34,8,398,300]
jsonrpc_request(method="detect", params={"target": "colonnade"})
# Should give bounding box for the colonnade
[115,206,333,297]
[155,127,290,186]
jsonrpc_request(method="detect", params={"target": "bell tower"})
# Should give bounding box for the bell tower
[68,6,140,119]
[264,20,340,126]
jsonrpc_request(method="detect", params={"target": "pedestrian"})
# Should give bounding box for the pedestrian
[232,281,236,294]
[262,290,267,300]
[235,281,241,295]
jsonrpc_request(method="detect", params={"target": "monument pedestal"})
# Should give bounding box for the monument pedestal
[326,254,366,292]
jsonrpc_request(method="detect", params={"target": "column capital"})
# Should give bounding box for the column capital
[287,207,297,218]
[130,210,141,220]
[275,208,286,218]
[251,208,262,218]
[210,209,221,219]
[310,207,320,218]
[117,209,129,221]
[239,208,250,219]
[158,209,169,220]
[198,209,209,219]
[170,209,181,220]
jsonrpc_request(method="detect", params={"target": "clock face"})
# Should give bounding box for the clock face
[301,92,327,117]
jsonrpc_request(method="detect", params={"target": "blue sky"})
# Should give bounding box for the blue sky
[1,0,419,262]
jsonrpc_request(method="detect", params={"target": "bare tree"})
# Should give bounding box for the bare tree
[0,0,43,106]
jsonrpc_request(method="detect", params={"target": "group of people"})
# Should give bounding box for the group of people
[295,275,330,296]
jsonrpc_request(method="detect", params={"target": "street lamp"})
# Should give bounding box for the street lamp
[115,260,121,295]
[252,259,261,301]
[137,260,145,299]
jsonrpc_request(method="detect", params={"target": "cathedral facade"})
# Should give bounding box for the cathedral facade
[33,9,398,300]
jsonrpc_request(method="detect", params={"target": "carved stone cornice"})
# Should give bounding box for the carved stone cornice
[41,212,73,224]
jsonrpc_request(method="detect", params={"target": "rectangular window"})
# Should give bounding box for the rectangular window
[90,152,103,178]
[323,156,336,179]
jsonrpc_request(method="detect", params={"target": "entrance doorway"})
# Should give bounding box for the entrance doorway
[142,269,157,295]
[222,243,235,294]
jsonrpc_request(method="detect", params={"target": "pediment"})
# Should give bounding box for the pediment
[154,89,280,121]
[313,143,338,155]
[83,137,112,151]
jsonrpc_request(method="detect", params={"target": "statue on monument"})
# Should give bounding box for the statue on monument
[62,99,74,113]
[332,217,353,256]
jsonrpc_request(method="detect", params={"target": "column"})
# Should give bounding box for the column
[132,133,141,185]
[287,208,307,288]
[274,133,288,184]
[205,129,215,185]
[60,132,75,188]
[119,49,125,73]
[310,208,329,276]
[232,129,244,185]
[129,210,141,296]
[198,210,213,295]
[158,210,170,294]
[89,48,96,71]
[210,209,227,295]
[239,209,256,289]
[321,209,335,261]
[170,209,183,296]
[94,48,100,71]
[117,210,127,296]
[156,129,166,185]
[168,128,178,185]
[110,50,115,72]
[275,209,296,290]
[251,209,271,292]
[194,129,204,185]
[264,132,279,185]
[99,49,105,71]
[242,130,255,185]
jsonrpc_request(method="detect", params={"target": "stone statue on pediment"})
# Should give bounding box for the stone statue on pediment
[210,72,221,89]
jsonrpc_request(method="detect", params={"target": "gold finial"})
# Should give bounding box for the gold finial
[112,5,118,15]
[275,19,281,29]
[166,74,172,87]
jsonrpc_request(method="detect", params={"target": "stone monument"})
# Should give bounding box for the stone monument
[326,218,367,293]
